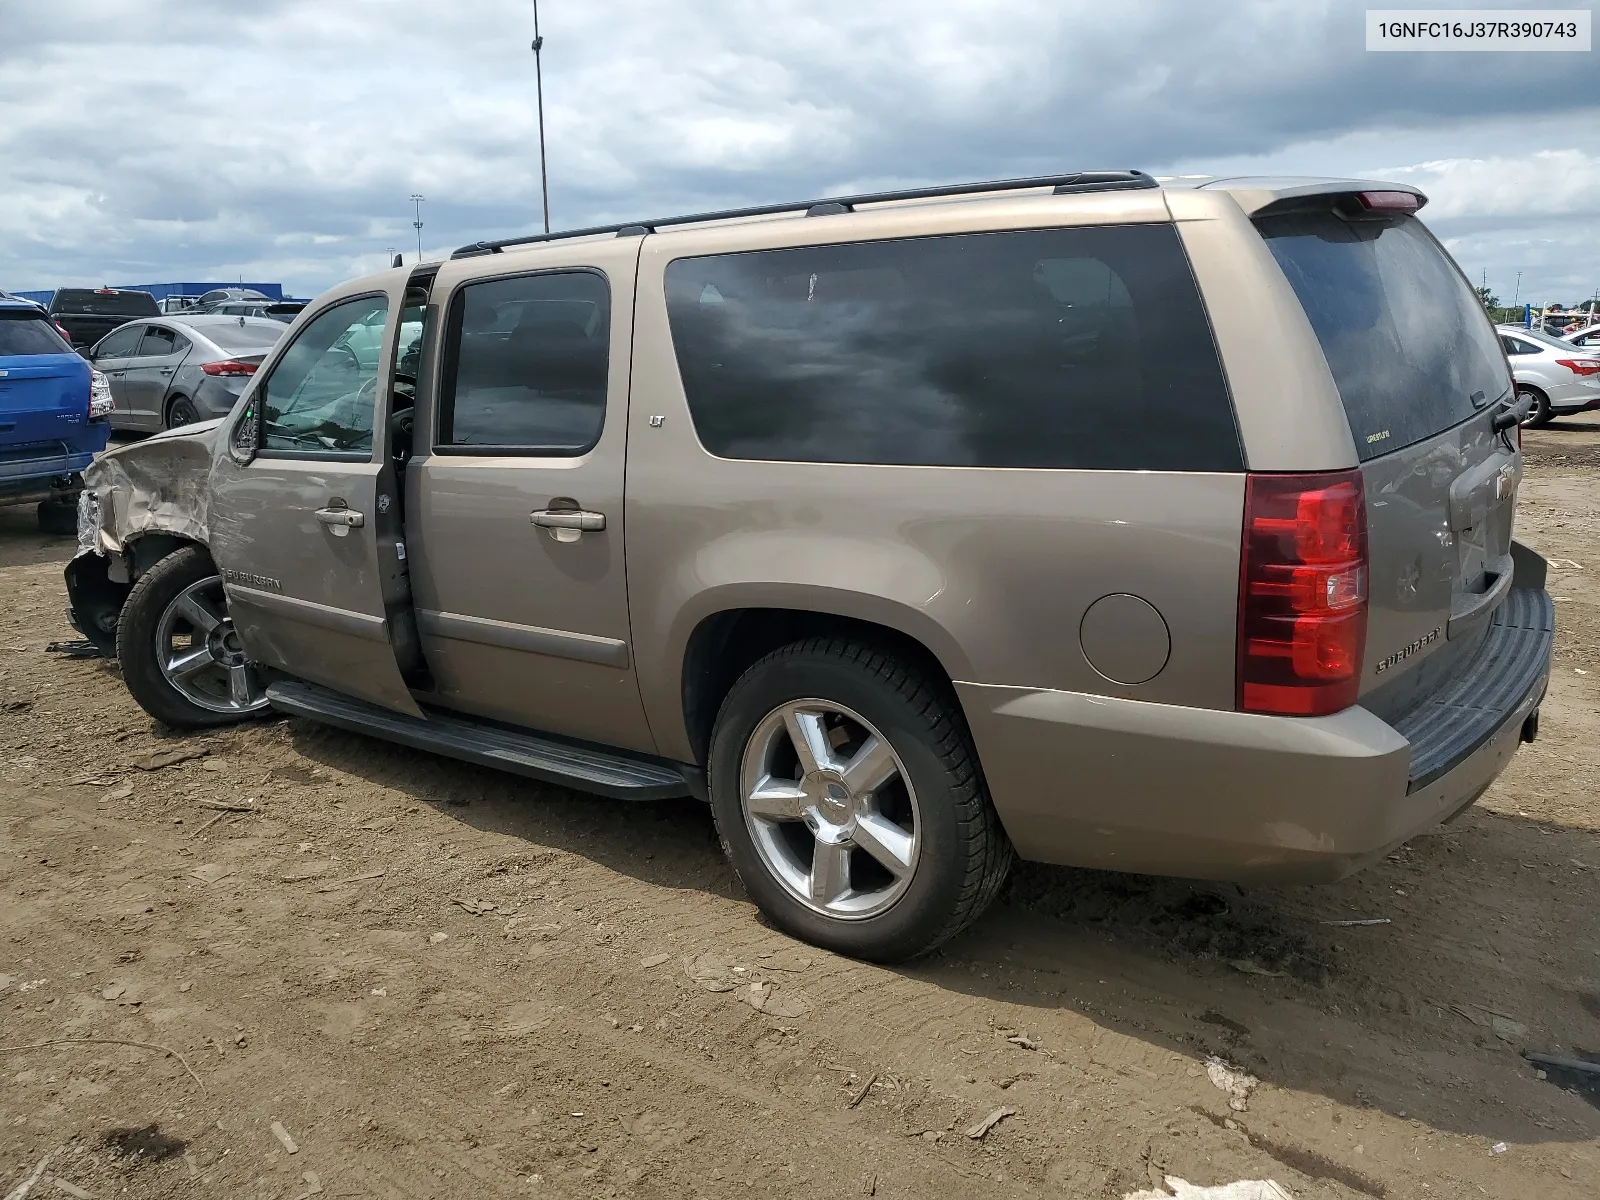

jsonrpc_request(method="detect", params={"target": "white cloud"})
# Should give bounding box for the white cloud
[1,0,1596,300]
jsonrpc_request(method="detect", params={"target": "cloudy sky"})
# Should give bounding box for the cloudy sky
[2,0,1596,304]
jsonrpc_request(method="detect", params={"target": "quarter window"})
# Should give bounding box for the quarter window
[259,295,387,456]
[664,226,1240,471]
[436,271,610,453]
[137,326,186,357]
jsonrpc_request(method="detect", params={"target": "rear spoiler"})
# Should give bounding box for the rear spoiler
[1186,177,1428,217]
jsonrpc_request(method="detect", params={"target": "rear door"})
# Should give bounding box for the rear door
[206,276,421,716]
[1257,208,1517,712]
[405,238,655,751]
[125,324,193,428]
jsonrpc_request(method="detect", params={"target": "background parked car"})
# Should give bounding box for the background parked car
[46,287,161,349]
[206,299,307,323]
[160,294,203,314]
[193,287,272,310]
[87,314,285,431]
[1562,321,1600,349]
[1498,323,1600,426]
[0,294,111,531]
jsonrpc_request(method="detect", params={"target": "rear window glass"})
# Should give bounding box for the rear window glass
[1257,212,1510,461]
[51,290,160,316]
[664,225,1241,471]
[208,323,284,351]
[0,311,72,355]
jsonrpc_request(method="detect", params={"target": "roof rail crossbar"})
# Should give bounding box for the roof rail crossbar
[451,170,1155,258]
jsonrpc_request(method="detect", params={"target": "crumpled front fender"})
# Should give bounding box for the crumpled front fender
[81,418,224,550]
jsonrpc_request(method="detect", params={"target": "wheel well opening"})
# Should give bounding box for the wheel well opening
[680,608,955,767]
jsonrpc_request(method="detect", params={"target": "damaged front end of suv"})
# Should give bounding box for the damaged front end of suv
[64,418,225,656]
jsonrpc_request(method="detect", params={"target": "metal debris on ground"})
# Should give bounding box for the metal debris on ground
[1007,1033,1039,1049]
[51,1180,94,1198]
[1124,1178,1295,1199]
[1319,918,1391,927]
[1490,1142,1508,1155]
[188,863,232,884]
[44,641,101,658]
[640,953,671,969]
[1205,1056,1259,1112]
[136,747,208,771]
[2,1149,54,1200]
[1227,960,1285,978]
[270,1121,299,1154]
[965,1106,1015,1139]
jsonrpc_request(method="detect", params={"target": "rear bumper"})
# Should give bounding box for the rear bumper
[960,586,1553,884]
[0,444,97,505]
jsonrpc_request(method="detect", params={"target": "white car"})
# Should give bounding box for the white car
[1561,321,1600,350]
[1496,324,1600,425]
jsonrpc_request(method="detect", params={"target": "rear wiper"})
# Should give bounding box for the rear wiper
[1493,394,1530,434]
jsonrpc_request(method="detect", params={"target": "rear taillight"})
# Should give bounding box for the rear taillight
[54,321,70,340]
[1555,358,1600,376]
[202,359,258,377]
[1354,190,1420,213]
[1237,471,1369,717]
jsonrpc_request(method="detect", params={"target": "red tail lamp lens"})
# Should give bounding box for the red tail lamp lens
[1237,472,1369,717]
[202,359,258,377]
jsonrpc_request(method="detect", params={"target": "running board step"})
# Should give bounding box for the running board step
[266,679,694,802]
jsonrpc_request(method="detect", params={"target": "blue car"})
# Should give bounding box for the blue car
[0,292,112,533]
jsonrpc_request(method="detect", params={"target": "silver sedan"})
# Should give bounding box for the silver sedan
[87,315,286,431]
[1496,324,1600,427]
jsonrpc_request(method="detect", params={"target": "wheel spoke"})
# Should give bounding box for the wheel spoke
[808,841,852,906]
[783,706,836,774]
[228,665,255,708]
[746,777,809,822]
[175,592,222,634]
[851,813,915,877]
[166,645,215,679]
[841,735,897,797]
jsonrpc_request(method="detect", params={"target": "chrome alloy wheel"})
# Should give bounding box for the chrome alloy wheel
[154,575,269,714]
[739,699,921,920]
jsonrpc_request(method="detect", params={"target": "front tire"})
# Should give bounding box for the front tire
[708,638,1012,962]
[1518,385,1553,428]
[117,546,271,729]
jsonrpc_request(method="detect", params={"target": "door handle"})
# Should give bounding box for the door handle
[531,509,605,532]
[315,506,365,537]
[159,367,175,375]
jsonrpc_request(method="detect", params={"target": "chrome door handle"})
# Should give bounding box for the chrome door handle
[159,367,175,375]
[314,506,365,537]
[531,509,605,532]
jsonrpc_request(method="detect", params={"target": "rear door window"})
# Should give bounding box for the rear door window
[664,225,1241,471]
[1256,212,1510,460]
[0,311,71,355]
[92,326,145,360]
[436,270,610,453]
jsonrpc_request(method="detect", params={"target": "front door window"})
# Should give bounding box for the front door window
[259,294,388,456]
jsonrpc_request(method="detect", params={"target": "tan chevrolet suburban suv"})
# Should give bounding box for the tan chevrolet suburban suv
[66,171,1554,961]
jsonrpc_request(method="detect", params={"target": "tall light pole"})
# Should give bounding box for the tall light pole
[532,0,550,233]
[410,194,426,263]
[1513,270,1522,307]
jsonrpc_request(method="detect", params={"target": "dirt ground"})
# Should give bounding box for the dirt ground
[2,420,1597,1200]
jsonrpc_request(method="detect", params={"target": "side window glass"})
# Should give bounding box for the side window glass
[664,226,1239,471]
[259,294,387,456]
[437,271,609,453]
[138,326,178,357]
[93,326,144,360]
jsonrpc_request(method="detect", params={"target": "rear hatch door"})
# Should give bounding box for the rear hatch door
[1256,206,1519,718]
[0,310,91,449]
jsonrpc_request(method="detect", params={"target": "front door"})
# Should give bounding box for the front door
[407,239,654,752]
[88,324,147,426]
[207,278,422,716]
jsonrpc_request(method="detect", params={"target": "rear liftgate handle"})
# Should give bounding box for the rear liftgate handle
[315,502,365,538]
[531,499,605,544]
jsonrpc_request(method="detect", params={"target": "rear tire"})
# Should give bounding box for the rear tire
[117,546,272,729]
[1518,385,1553,428]
[166,395,201,429]
[707,638,1012,962]
[37,499,78,536]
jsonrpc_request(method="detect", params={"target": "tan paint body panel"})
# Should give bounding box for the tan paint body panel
[403,236,656,752]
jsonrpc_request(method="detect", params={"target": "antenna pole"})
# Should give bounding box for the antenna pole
[532,0,550,233]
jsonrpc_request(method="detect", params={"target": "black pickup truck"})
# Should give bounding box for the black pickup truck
[47,288,160,350]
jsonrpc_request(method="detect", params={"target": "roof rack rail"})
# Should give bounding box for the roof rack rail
[451,170,1156,259]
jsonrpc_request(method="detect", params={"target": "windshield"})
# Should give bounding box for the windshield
[52,290,160,316]
[0,311,73,355]
[1257,211,1510,461]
